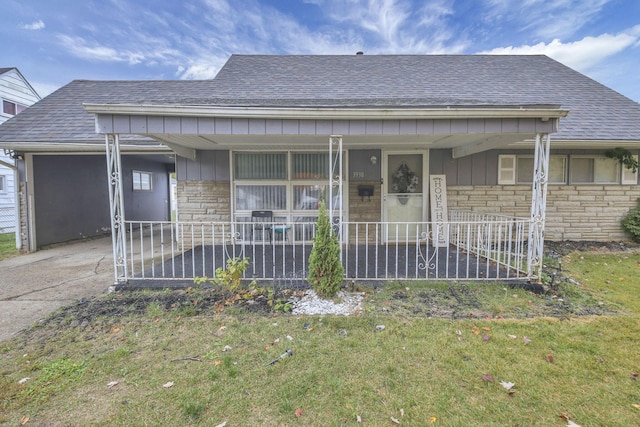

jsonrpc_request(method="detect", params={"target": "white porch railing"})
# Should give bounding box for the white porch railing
[122,211,533,284]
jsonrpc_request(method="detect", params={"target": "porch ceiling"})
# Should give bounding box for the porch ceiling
[148,132,536,156]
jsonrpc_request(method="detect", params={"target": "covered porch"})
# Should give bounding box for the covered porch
[84,102,568,285]
[123,211,530,285]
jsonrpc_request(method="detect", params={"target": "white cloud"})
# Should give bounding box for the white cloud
[480,26,640,72]
[21,20,45,30]
[301,0,465,53]
[484,0,612,39]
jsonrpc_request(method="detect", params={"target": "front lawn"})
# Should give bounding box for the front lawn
[1,249,640,426]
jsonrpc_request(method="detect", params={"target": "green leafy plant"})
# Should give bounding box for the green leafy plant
[605,147,638,173]
[267,288,293,313]
[622,198,640,243]
[307,200,344,298]
[195,257,252,293]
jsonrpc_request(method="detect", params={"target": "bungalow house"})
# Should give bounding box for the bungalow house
[1,54,639,285]
[0,67,41,245]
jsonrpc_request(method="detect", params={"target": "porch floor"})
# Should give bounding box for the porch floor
[132,242,526,286]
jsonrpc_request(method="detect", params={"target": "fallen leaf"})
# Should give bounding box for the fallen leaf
[632,404,640,410]
[20,416,29,425]
[482,334,490,341]
[108,326,121,334]
[163,381,174,388]
[567,421,582,427]
[500,381,515,390]
[214,360,222,366]
[455,330,462,336]
[482,374,495,382]
[356,415,362,423]
[508,334,517,339]
[214,421,228,427]
[391,416,400,424]
[559,413,571,420]
[631,372,638,380]
[546,354,554,363]
[400,408,405,417]
[286,335,293,340]
[295,408,303,417]
[430,416,437,423]
[523,336,532,344]
[482,327,491,331]
[222,345,232,352]
[18,377,30,385]
[107,381,119,388]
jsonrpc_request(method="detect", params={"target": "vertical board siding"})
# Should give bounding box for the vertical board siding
[94,115,556,137]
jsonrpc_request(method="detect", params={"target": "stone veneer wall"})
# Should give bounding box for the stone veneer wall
[176,180,640,242]
[347,181,382,243]
[348,181,382,222]
[176,181,231,222]
[447,185,640,241]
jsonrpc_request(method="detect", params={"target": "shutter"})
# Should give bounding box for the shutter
[498,155,516,185]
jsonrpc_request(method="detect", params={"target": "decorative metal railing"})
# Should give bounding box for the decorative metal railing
[122,211,533,284]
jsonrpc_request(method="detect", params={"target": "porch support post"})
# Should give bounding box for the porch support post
[329,135,343,248]
[105,133,128,284]
[527,132,551,280]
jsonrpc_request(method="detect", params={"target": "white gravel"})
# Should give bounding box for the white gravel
[291,290,364,316]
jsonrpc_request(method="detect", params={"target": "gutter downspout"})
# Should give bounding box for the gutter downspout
[0,158,21,251]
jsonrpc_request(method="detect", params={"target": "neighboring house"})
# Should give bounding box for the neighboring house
[1,54,639,283]
[0,68,40,242]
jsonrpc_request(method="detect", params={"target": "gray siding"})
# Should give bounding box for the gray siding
[97,114,557,137]
[32,154,171,247]
[176,150,230,181]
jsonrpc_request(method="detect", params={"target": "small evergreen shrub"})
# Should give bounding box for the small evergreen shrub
[622,199,640,243]
[307,201,344,298]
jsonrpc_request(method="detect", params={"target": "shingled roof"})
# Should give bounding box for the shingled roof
[1,54,639,148]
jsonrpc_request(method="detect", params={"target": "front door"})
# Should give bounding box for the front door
[383,151,428,241]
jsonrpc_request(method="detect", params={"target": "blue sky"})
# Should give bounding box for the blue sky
[3,0,639,102]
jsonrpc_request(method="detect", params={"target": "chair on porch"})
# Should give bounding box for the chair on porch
[251,210,273,242]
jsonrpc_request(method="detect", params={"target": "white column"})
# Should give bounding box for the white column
[105,134,128,284]
[527,133,551,280]
[329,135,343,244]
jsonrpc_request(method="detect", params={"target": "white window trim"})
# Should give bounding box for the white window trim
[231,150,348,223]
[569,155,620,185]
[515,155,568,184]
[2,99,27,117]
[132,170,153,191]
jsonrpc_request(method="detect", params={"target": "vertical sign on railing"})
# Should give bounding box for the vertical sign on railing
[430,175,448,247]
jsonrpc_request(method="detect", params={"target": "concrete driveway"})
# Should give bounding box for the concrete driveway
[0,236,115,342]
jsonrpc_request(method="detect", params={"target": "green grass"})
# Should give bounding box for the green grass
[0,232,18,261]
[1,250,640,426]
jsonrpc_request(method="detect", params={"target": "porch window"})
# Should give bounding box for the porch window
[132,170,153,191]
[498,155,567,184]
[570,156,618,184]
[0,175,5,192]
[233,151,344,224]
[516,156,567,184]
